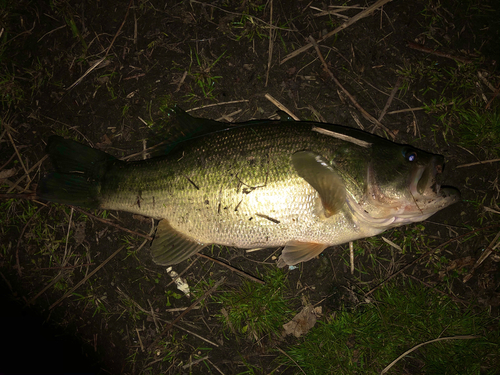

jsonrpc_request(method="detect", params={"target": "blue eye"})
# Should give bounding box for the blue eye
[403,148,417,162]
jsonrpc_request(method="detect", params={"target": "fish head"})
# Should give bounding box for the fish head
[361,142,460,226]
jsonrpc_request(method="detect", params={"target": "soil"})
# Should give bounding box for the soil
[1,0,499,374]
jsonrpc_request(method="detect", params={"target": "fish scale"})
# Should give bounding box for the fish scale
[99,123,362,244]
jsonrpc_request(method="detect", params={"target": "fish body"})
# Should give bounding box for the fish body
[38,107,460,266]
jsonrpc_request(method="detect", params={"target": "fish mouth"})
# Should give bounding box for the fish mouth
[411,156,442,196]
[410,156,460,207]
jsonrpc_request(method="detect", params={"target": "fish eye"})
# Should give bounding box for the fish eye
[403,148,417,162]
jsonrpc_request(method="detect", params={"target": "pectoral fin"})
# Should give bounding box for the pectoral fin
[151,219,207,265]
[277,241,328,267]
[292,151,346,217]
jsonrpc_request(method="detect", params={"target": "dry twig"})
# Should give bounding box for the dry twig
[197,253,265,284]
[308,36,394,137]
[456,158,500,168]
[378,77,402,122]
[265,0,274,87]
[406,41,474,64]
[463,231,500,283]
[148,277,225,350]
[264,93,300,120]
[381,335,479,374]
[69,206,153,240]
[281,0,393,64]
[67,0,133,90]
[365,224,500,297]
[50,245,126,309]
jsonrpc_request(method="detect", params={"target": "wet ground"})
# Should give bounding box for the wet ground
[1,0,500,374]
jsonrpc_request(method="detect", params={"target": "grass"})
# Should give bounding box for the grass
[396,58,500,149]
[278,280,500,374]
[210,267,294,341]
[185,48,227,101]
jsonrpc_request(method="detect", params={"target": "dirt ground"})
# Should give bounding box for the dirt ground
[1,0,499,374]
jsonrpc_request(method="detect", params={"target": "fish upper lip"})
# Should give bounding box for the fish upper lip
[412,157,444,197]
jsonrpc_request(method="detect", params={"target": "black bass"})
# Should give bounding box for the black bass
[38,107,460,267]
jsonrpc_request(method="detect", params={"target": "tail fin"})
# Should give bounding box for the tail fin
[37,136,116,208]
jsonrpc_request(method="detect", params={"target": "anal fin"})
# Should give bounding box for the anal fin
[151,219,207,265]
[277,241,328,267]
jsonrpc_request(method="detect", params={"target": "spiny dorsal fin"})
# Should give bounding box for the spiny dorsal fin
[292,151,346,217]
[150,105,233,156]
[276,110,296,121]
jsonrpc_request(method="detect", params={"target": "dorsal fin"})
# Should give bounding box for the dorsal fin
[276,110,296,121]
[150,105,232,156]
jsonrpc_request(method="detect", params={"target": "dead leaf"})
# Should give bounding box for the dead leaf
[0,168,17,182]
[283,304,321,338]
[73,221,86,247]
[446,256,474,272]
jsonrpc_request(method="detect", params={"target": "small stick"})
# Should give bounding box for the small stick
[50,245,126,309]
[264,93,300,120]
[485,82,500,110]
[182,356,209,370]
[7,155,48,193]
[62,207,74,267]
[171,323,219,347]
[148,299,161,333]
[69,206,153,241]
[66,57,107,91]
[189,0,292,32]
[456,158,500,168]
[281,0,393,64]
[136,328,145,352]
[16,205,45,276]
[378,77,402,122]
[35,263,96,271]
[29,273,64,305]
[381,335,479,374]
[349,241,354,274]
[406,41,473,64]
[463,230,500,283]
[148,276,225,350]
[174,71,188,93]
[386,107,425,115]
[265,0,274,87]
[67,0,133,90]
[187,99,249,112]
[119,290,219,347]
[406,274,467,304]
[197,253,265,285]
[1,151,18,171]
[165,306,201,312]
[310,7,352,19]
[5,129,29,182]
[309,36,394,137]
[365,225,500,297]
[276,347,307,375]
[207,359,226,375]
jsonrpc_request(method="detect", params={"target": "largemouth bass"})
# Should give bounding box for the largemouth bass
[38,107,460,267]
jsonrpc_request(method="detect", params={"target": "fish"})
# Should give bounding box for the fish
[37,106,460,267]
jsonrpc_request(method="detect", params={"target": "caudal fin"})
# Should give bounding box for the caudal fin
[37,136,116,208]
